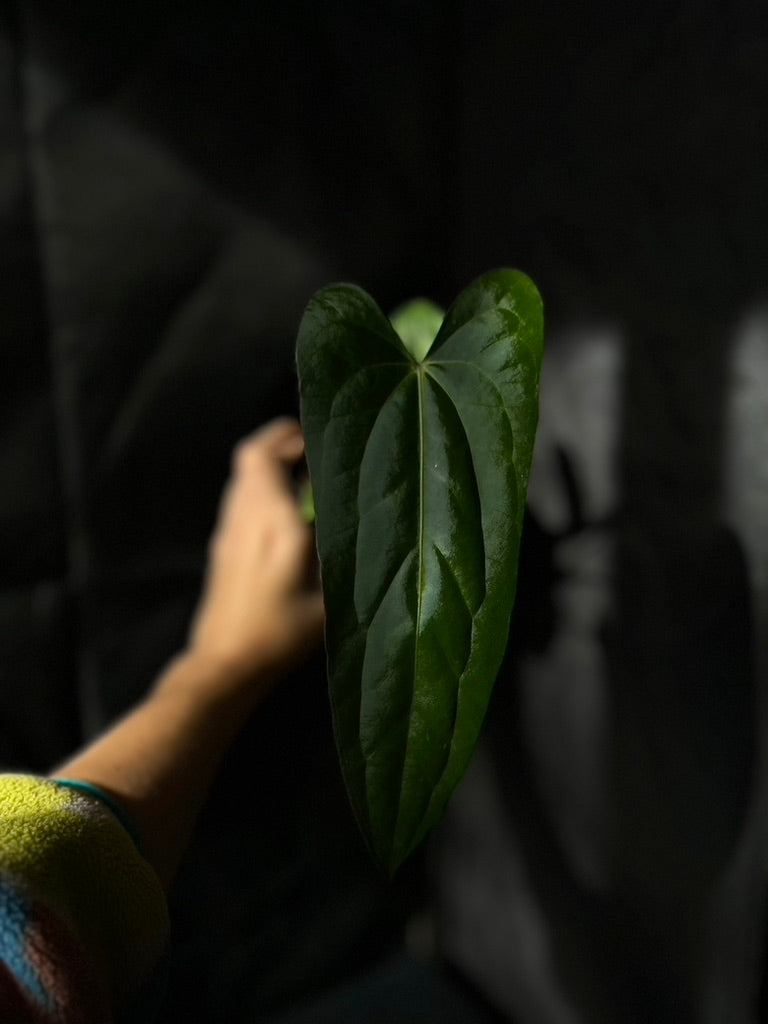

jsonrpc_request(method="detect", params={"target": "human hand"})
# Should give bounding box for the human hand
[187,418,325,695]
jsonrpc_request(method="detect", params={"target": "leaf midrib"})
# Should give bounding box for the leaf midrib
[388,365,427,864]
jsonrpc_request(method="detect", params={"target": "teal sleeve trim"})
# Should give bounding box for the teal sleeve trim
[52,778,146,855]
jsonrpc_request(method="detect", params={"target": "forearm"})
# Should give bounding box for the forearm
[53,652,270,888]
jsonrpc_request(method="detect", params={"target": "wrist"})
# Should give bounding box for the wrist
[154,649,274,717]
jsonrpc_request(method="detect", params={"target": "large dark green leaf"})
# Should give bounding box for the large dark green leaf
[296,269,543,874]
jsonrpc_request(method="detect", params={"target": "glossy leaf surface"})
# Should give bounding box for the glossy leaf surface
[297,269,544,873]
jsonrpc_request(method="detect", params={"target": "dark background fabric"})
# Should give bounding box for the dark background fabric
[1,2,767,1022]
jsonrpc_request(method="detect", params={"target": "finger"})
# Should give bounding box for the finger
[273,429,305,468]
[233,419,305,476]
[256,417,303,457]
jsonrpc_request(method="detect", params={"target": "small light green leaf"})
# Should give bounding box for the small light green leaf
[297,479,315,524]
[296,269,544,874]
[390,298,444,362]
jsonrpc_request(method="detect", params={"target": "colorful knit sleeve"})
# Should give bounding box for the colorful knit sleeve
[0,774,170,1023]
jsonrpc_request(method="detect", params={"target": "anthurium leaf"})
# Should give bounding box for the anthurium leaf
[296,269,544,874]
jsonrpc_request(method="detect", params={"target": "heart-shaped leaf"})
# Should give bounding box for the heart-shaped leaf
[296,268,544,874]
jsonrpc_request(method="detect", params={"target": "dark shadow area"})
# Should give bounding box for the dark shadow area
[1,1,767,1021]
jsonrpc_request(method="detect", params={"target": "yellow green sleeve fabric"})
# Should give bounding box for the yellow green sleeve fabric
[0,774,170,1023]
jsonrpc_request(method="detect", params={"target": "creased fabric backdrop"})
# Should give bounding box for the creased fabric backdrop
[1,2,767,1022]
